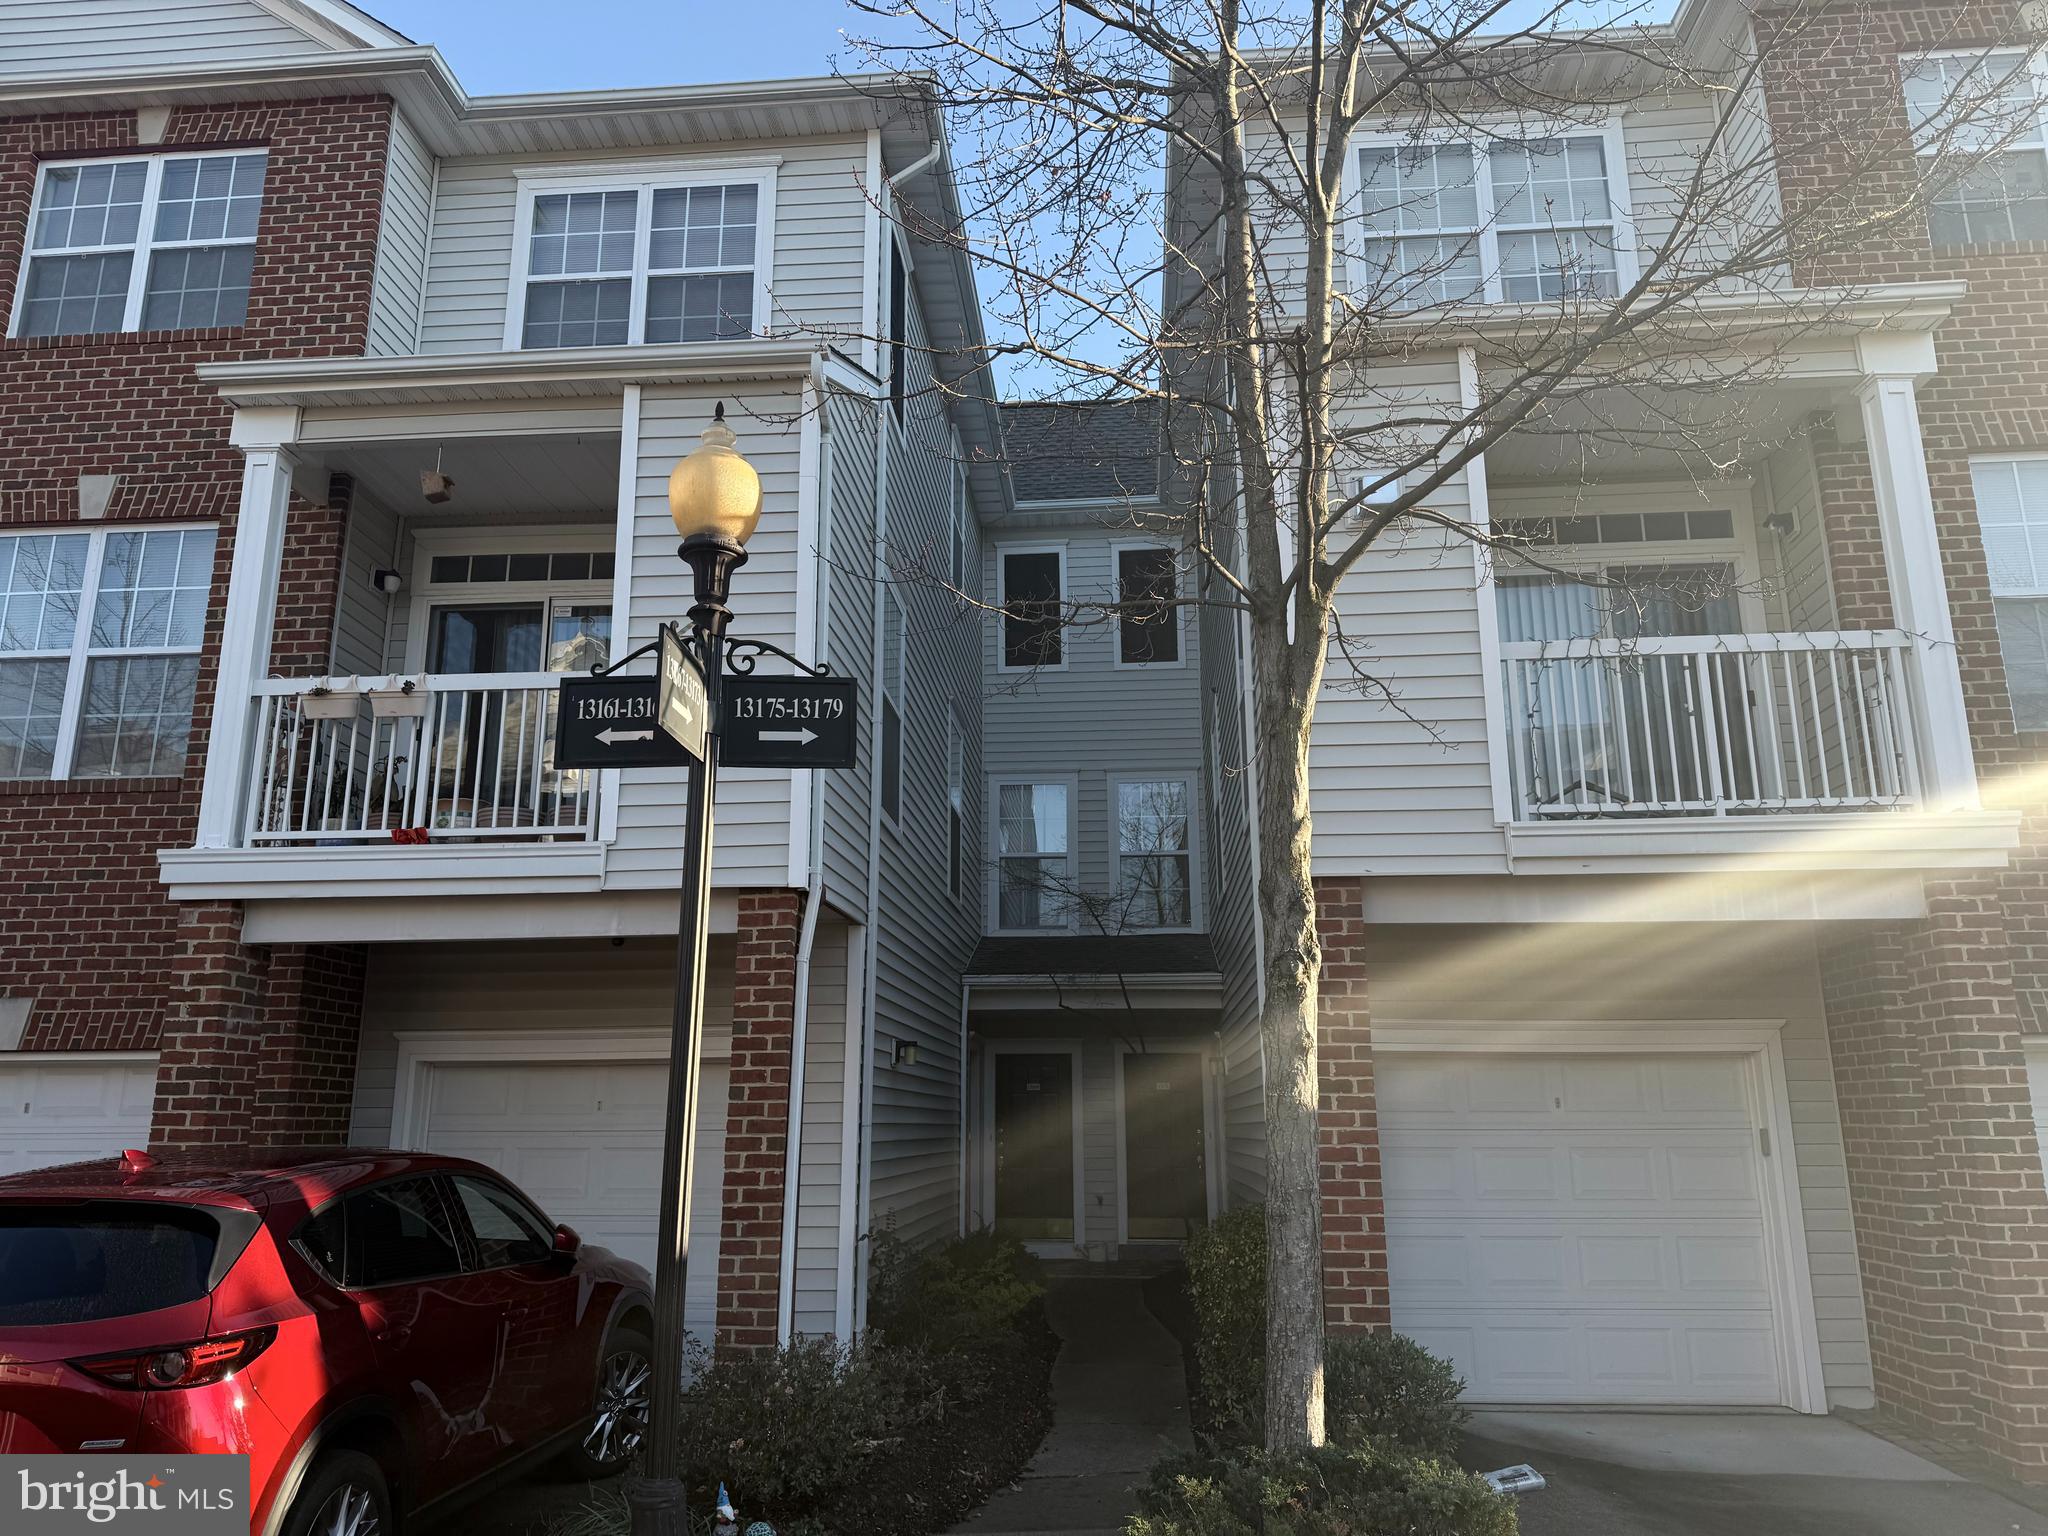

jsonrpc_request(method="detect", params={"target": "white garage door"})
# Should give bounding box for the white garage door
[411,1057,728,1343]
[0,1056,157,1175]
[1382,1052,1784,1406]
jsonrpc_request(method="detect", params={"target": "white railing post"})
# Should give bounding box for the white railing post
[1856,333,1979,809]
[195,411,299,849]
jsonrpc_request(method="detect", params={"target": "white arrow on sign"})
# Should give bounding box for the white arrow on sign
[760,727,819,746]
[596,727,654,745]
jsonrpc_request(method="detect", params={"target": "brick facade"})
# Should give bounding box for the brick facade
[1315,877,1390,1333]
[0,99,388,1063]
[717,889,806,1349]
[1759,0,2048,1475]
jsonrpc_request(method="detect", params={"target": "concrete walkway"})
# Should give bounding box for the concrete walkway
[948,1276,1195,1536]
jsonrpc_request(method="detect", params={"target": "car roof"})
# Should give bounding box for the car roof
[0,1148,485,1209]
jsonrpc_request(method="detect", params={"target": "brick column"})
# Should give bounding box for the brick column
[1315,877,1389,1333]
[1820,879,2048,1482]
[717,889,805,1350]
[151,903,366,1154]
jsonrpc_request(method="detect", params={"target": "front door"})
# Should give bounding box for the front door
[1122,1052,1209,1240]
[991,1053,1074,1243]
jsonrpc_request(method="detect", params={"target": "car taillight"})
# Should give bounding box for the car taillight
[73,1327,276,1390]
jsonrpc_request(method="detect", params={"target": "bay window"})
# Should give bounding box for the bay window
[1354,127,1629,307]
[509,167,771,348]
[1902,51,2048,245]
[12,152,267,339]
[1,525,216,780]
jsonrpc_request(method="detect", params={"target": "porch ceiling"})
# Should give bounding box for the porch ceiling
[315,432,619,520]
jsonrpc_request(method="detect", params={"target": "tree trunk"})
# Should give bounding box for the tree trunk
[1252,606,1329,1450]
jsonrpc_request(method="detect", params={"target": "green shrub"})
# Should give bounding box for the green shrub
[867,1225,1044,1353]
[1126,1443,1516,1536]
[1181,1203,1266,1427]
[1326,1330,1469,1457]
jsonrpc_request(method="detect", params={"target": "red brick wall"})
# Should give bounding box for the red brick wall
[717,889,805,1349]
[0,99,391,1055]
[1315,876,1389,1333]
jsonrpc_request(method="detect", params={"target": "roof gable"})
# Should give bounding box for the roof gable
[0,0,401,81]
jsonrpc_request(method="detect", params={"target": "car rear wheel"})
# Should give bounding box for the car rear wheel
[283,1451,390,1536]
[560,1325,653,1479]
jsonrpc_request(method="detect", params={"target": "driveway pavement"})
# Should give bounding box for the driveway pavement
[1463,1410,2048,1536]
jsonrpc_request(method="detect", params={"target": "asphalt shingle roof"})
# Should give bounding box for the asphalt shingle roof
[998,399,1162,503]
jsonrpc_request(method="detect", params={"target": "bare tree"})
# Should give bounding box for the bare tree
[844,0,2039,1449]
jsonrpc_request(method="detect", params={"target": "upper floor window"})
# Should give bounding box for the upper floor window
[1969,456,2048,728]
[880,590,904,823]
[888,241,909,422]
[12,152,267,339]
[999,546,1065,670]
[1114,778,1194,929]
[946,703,965,898]
[995,779,1071,930]
[1902,51,2048,244]
[1355,130,1625,308]
[1116,545,1181,665]
[508,167,771,349]
[0,525,217,781]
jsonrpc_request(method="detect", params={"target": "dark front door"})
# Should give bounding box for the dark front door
[992,1053,1075,1243]
[1123,1052,1209,1241]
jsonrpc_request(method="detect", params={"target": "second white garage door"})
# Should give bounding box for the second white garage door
[1381,1052,1785,1406]
[408,1056,729,1344]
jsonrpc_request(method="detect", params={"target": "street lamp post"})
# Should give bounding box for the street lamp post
[627,403,763,1536]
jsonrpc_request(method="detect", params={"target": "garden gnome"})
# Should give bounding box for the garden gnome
[712,1485,738,1536]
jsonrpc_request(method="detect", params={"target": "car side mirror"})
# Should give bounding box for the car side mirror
[553,1224,582,1256]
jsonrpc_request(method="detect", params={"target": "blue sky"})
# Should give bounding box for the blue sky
[366,1,870,91]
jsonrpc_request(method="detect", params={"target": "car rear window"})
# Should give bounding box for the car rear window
[0,1205,223,1326]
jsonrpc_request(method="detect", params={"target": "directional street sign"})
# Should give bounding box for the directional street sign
[657,629,711,760]
[556,676,698,769]
[722,674,859,769]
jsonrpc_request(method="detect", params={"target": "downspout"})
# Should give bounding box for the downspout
[777,360,832,1344]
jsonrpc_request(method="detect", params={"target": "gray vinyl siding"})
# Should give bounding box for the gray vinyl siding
[866,263,984,1251]
[416,137,871,354]
[790,916,850,1336]
[1761,433,1837,632]
[0,0,336,77]
[1313,356,1505,876]
[365,110,435,358]
[1368,921,1876,1407]
[329,489,402,675]
[609,382,804,890]
[981,523,1204,919]
[818,388,881,917]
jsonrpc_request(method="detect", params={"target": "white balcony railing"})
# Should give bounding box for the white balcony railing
[242,673,598,847]
[1500,630,1921,820]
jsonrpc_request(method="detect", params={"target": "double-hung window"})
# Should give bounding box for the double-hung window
[995,781,1071,930]
[1356,128,1627,307]
[511,167,771,349]
[12,151,267,339]
[1902,51,2048,245]
[999,547,1065,669]
[946,704,966,898]
[1115,545,1182,665]
[0,525,216,781]
[1114,778,1194,929]
[1969,457,2048,728]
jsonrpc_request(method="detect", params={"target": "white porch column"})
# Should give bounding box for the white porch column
[1854,332,1978,809]
[195,408,300,849]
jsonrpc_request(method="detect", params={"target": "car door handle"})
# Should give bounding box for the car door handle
[376,1325,411,1347]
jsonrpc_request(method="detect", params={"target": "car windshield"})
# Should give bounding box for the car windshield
[0,1205,221,1326]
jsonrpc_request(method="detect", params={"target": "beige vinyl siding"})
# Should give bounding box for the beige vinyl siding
[791,916,851,1336]
[1760,433,1837,632]
[0,0,337,77]
[866,257,983,1251]
[329,489,402,675]
[1368,920,1876,1407]
[365,110,435,358]
[348,936,736,1146]
[1313,357,1505,875]
[416,137,872,354]
[981,523,1204,912]
[818,387,880,916]
[608,382,803,891]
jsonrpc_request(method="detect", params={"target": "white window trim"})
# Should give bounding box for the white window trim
[886,232,913,432]
[7,148,265,340]
[1,520,216,781]
[1966,452,2048,732]
[1108,772,1203,933]
[1109,539,1187,671]
[946,699,967,899]
[949,439,969,594]
[501,158,779,351]
[403,527,616,673]
[988,772,1080,935]
[1342,117,1639,307]
[1901,47,2048,154]
[996,541,1069,674]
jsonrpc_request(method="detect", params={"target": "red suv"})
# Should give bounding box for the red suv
[0,1149,656,1536]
